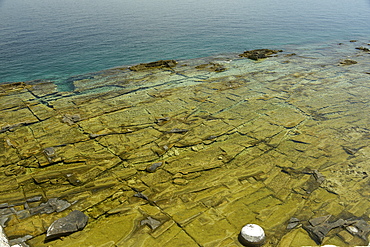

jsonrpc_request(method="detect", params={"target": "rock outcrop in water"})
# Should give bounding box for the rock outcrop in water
[239,48,281,60]
[129,59,177,71]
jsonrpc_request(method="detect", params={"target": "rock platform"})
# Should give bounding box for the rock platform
[1,41,370,246]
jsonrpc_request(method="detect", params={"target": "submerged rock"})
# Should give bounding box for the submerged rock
[287,217,300,230]
[129,60,177,71]
[43,147,57,163]
[303,216,370,245]
[355,46,370,52]
[62,114,81,125]
[46,210,88,241]
[140,216,162,230]
[239,49,281,60]
[29,198,71,215]
[340,59,357,65]
[195,62,227,72]
[303,216,345,244]
[345,219,370,242]
[146,162,163,173]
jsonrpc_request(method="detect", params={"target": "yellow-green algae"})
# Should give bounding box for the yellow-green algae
[1,41,370,246]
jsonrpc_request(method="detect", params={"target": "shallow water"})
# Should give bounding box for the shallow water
[1,40,370,246]
[1,0,370,83]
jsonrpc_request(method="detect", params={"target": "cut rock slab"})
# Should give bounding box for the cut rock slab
[46,210,88,241]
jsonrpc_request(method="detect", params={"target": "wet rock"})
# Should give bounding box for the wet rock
[345,219,370,242]
[287,217,300,230]
[0,123,24,133]
[46,210,88,241]
[29,198,71,215]
[342,146,358,155]
[195,62,227,72]
[356,46,370,52]
[0,81,26,94]
[129,60,177,71]
[155,117,170,125]
[140,216,161,230]
[340,59,357,65]
[43,147,57,163]
[133,192,149,201]
[303,216,370,245]
[62,114,81,125]
[146,162,163,173]
[5,165,25,176]
[239,49,281,60]
[311,170,325,184]
[309,215,331,226]
[303,216,345,244]
[29,81,57,97]
[9,235,32,247]
[165,128,189,134]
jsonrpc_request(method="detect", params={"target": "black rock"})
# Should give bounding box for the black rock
[356,46,370,52]
[239,49,281,60]
[46,210,88,241]
[129,60,177,71]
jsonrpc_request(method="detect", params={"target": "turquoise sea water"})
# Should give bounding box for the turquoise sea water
[1,0,370,84]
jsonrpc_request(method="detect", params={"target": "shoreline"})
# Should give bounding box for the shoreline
[1,38,368,87]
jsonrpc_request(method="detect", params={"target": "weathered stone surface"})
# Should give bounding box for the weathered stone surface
[46,210,88,240]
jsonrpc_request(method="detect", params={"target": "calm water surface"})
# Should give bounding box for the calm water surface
[1,0,370,83]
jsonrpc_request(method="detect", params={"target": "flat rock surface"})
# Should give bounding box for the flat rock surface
[1,41,370,246]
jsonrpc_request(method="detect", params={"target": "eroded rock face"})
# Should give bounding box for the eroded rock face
[46,210,88,241]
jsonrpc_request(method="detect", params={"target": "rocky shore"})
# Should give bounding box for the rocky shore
[1,41,370,246]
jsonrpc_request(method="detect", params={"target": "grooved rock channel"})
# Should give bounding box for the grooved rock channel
[1,42,370,246]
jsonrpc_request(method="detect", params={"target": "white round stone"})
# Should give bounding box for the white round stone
[240,224,265,246]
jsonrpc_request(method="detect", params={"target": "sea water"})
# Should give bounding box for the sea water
[0,0,370,84]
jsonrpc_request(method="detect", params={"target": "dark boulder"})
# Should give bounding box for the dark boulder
[239,49,281,60]
[46,210,88,241]
[129,60,177,71]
